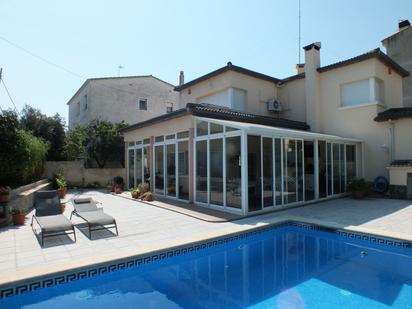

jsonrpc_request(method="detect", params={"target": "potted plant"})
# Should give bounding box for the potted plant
[137,182,150,198]
[113,176,124,194]
[142,191,154,202]
[347,178,372,199]
[0,186,11,203]
[11,208,28,225]
[131,187,141,199]
[56,174,67,198]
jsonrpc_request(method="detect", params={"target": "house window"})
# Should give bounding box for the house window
[83,95,88,110]
[166,102,173,113]
[340,78,384,107]
[138,99,147,110]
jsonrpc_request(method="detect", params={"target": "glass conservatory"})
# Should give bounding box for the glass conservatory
[126,116,363,215]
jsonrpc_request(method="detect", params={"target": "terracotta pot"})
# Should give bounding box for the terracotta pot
[0,193,10,203]
[12,214,26,225]
[131,192,140,199]
[352,191,366,199]
[58,188,66,199]
[114,186,122,194]
[143,195,153,202]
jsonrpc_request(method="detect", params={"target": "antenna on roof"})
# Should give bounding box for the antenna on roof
[298,0,302,64]
[117,65,124,77]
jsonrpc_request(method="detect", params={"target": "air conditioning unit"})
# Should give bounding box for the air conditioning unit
[267,98,283,112]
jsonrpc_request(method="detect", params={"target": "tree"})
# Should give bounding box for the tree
[84,120,128,168]
[63,124,87,160]
[20,105,66,161]
[63,120,128,168]
[0,110,48,187]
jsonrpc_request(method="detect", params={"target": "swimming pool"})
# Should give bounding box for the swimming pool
[1,223,412,308]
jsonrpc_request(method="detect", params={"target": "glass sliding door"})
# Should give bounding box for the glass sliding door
[136,148,142,186]
[128,149,135,189]
[154,145,164,194]
[283,139,297,204]
[143,146,150,185]
[209,139,223,206]
[248,135,261,211]
[166,144,176,197]
[318,141,327,198]
[262,138,273,207]
[304,141,315,201]
[340,144,346,193]
[226,136,241,209]
[196,140,208,203]
[327,143,333,196]
[297,140,304,202]
[274,138,282,205]
[333,143,341,195]
[346,145,356,185]
[178,141,189,200]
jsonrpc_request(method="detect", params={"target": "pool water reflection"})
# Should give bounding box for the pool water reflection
[2,225,412,308]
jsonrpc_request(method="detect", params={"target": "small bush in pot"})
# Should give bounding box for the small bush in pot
[11,208,28,225]
[142,191,154,202]
[137,182,149,196]
[131,187,141,199]
[347,178,372,199]
[113,176,124,193]
[0,186,11,203]
[56,174,67,198]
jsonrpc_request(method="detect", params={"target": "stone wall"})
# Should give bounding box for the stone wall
[43,161,126,187]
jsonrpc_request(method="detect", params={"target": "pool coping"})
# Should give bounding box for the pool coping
[1,215,412,299]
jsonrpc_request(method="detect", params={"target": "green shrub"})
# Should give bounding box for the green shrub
[19,130,49,183]
[0,111,48,187]
[347,178,372,192]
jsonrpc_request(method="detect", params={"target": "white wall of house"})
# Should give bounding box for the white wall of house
[68,76,179,129]
[277,77,307,122]
[316,58,404,180]
[179,71,278,116]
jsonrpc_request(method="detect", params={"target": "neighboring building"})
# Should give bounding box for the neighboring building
[67,75,179,129]
[120,37,410,216]
[382,20,412,107]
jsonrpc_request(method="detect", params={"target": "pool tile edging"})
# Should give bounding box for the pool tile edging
[1,219,412,299]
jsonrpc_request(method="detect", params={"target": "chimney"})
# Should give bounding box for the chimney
[303,42,321,132]
[296,63,305,74]
[179,71,184,86]
[399,19,411,31]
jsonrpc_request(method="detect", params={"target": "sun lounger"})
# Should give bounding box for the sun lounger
[70,197,118,239]
[31,190,76,246]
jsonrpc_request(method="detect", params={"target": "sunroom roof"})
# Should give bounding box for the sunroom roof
[195,117,363,143]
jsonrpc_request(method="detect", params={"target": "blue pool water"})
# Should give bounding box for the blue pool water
[2,225,412,309]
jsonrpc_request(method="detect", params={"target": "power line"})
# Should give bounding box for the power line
[0,35,175,101]
[1,79,18,113]
[0,35,85,79]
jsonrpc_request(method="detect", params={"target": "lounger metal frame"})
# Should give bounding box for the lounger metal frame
[31,216,77,246]
[70,211,118,239]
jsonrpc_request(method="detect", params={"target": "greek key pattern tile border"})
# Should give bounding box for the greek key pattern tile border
[1,221,411,299]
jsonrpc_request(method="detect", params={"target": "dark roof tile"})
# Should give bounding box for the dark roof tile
[120,103,310,133]
[318,48,409,77]
[174,63,280,91]
[374,107,412,122]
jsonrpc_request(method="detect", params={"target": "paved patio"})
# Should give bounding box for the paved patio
[1,190,412,286]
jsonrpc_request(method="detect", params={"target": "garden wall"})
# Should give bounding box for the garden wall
[5,179,52,218]
[43,161,125,187]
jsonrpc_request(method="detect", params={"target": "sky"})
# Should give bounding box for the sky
[0,0,411,124]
